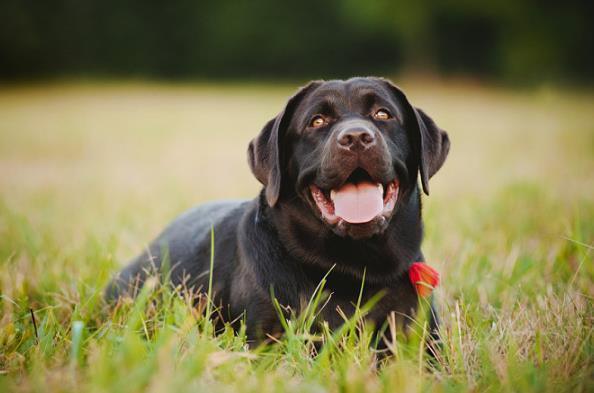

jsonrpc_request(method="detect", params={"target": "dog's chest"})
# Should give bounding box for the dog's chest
[303,279,419,331]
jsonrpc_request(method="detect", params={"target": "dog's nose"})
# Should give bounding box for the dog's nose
[337,128,376,150]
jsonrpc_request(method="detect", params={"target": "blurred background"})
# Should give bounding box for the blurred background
[1,0,593,84]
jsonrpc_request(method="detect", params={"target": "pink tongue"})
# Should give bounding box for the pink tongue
[332,182,383,224]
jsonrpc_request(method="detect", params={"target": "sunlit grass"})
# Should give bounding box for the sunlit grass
[0,81,592,392]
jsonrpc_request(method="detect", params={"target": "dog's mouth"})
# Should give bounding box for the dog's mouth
[309,168,399,226]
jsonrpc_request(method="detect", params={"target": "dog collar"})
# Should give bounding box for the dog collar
[409,262,440,298]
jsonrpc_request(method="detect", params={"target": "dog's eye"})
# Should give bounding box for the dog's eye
[373,109,392,120]
[309,115,326,128]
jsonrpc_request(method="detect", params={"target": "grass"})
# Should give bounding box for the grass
[0,80,592,392]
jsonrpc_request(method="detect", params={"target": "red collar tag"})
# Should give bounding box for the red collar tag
[409,262,440,298]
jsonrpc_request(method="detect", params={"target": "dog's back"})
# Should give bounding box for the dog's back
[105,200,248,300]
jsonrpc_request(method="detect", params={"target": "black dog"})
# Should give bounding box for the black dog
[106,77,450,342]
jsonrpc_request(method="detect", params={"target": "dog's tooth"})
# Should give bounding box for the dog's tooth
[378,184,383,194]
[330,190,336,201]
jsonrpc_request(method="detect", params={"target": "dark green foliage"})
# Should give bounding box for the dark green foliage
[0,0,592,83]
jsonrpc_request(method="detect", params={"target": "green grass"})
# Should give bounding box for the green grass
[0,80,593,392]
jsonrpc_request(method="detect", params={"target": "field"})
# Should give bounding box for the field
[0,80,592,392]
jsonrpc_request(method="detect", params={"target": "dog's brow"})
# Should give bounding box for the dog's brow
[359,91,379,110]
[312,100,337,115]
[353,88,396,112]
[301,96,341,120]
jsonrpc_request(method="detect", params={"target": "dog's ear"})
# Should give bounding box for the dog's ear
[248,81,322,206]
[375,78,450,195]
[412,107,451,194]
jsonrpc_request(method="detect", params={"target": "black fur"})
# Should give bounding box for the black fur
[106,77,450,343]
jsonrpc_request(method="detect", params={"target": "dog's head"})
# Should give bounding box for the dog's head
[248,77,450,239]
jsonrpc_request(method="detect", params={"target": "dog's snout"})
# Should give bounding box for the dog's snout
[337,128,376,150]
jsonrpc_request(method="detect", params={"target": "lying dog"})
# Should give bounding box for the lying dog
[106,77,450,341]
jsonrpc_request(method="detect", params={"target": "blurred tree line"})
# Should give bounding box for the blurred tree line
[0,0,592,84]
